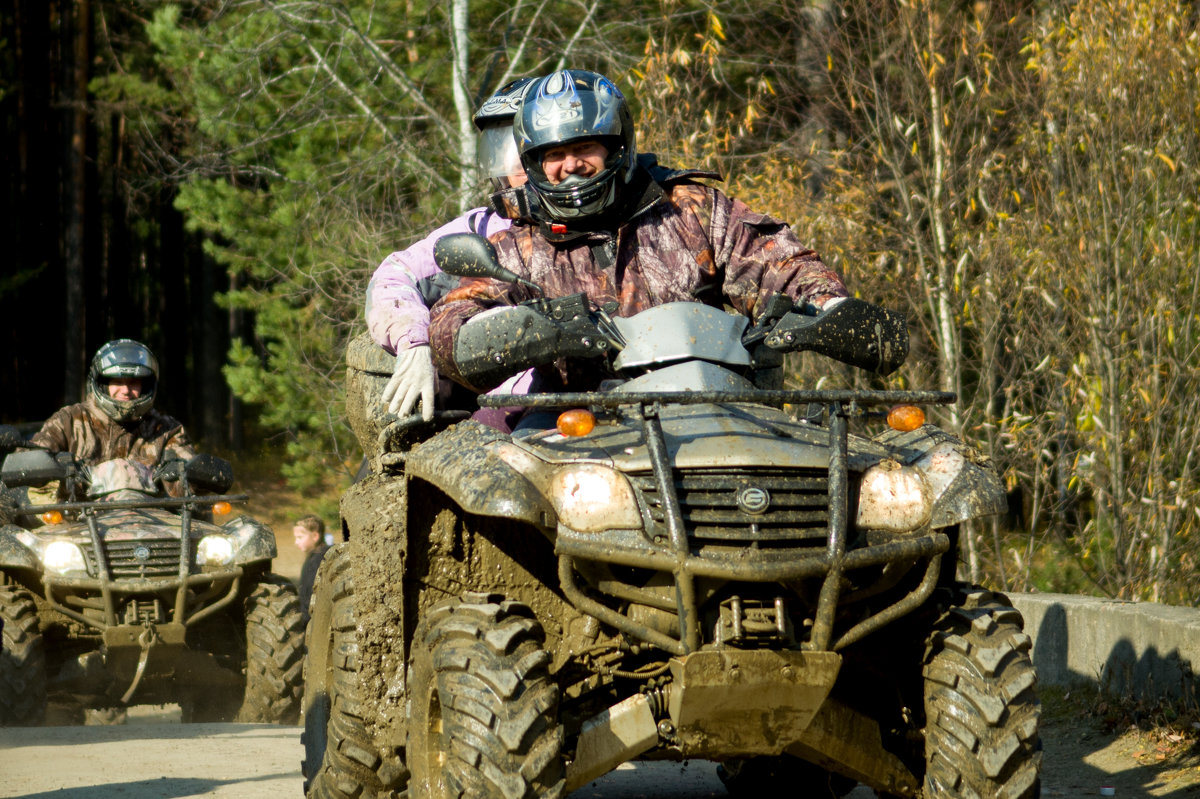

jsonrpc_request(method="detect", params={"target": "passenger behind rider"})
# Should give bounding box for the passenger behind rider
[30,339,196,501]
[427,70,849,401]
[365,77,538,430]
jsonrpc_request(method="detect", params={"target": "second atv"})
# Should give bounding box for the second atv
[0,433,305,726]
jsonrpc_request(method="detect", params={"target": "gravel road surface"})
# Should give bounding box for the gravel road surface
[2,704,1196,798]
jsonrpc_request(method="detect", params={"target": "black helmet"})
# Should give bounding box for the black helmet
[514,69,636,221]
[474,77,536,192]
[87,339,158,424]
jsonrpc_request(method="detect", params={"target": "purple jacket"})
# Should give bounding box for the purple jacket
[366,208,513,354]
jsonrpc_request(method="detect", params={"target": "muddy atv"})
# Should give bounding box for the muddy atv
[303,234,1040,798]
[0,432,305,725]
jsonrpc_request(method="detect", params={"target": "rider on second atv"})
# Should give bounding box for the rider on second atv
[30,339,196,500]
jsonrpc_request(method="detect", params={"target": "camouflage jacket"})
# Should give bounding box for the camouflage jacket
[30,399,196,499]
[429,169,848,392]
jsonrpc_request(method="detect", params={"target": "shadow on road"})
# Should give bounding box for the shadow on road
[10,773,297,799]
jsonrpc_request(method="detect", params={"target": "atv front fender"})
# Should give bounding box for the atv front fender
[0,525,38,571]
[875,425,1007,527]
[926,448,1007,528]
[405,421,554,530]
[223,515,279,564]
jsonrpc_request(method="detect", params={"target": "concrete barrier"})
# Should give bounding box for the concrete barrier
[1009,592,1200,703]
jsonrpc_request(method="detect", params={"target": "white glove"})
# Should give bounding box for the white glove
[381,345,436,421]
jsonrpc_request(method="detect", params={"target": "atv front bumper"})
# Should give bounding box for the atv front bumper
[39,567,245,631]
[566,647,920,796]
[51,620,244,705]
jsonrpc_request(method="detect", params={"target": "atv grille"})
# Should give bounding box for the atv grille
[82,537,193,578]
[630,468,830,545]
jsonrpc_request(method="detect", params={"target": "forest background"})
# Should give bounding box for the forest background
[1,0,1197,605]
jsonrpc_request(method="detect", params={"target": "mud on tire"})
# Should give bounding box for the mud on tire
[408,592,564,799]
[0,585,46,726]
[302,545,407,798]
[923,588,1041,798]
[239,578,306,723]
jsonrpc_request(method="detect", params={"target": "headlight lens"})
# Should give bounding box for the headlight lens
[855,461,933,533]
[197,535,235,566]
[43,540,88,574]
[549,465,643,532]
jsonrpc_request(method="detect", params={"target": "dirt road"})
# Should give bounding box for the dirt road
[2,703,1197,799]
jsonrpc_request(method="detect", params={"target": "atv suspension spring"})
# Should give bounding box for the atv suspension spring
[642,684,671,719]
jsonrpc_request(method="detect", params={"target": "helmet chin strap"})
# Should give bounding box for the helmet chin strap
[535,170,620,223]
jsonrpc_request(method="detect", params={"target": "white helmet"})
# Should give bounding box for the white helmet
[473,77,537,192]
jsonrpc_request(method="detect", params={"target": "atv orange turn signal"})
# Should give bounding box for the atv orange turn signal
[887,405,925,432]
[212,501,232,517]
[557,409,596,437]
[40,510,63,525]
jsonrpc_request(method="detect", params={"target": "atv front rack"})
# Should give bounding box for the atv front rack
[477,388,954,412]
[480,388,955,655]
[19,493,249,515]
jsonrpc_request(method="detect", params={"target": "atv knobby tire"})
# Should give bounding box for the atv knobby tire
[923,589,1041,798]
[239,578,306,723]
[303,545,406,798]
[0,586,46,725]
[408,593,564,799]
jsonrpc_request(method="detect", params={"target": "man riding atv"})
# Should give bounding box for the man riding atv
[30,339,195,501]
[305,69,1041,799]
[429,69,850,400]
[0,340,305,726]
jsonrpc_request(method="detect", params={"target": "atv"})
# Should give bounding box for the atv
[0,431,305,725]
[303,233,1041,798]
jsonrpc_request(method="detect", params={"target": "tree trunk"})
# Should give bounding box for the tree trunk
[62,0,91,405]
[450,0,473,214]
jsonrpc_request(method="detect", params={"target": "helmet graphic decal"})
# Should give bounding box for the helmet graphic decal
[591,77,622,131]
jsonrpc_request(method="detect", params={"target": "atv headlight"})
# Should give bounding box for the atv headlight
[197,535,235,566]
[549,465,643,532]
[44,540,87,575]
[855,461,933,533]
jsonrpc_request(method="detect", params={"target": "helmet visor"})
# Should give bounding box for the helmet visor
[96,341,157,379]
[477,125,524,185]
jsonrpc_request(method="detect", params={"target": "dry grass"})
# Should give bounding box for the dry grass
[1041,685,1200,792]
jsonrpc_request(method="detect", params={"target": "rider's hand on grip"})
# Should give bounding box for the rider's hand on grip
[453,296,611,389]
[153,455,185,483]
[763,298,909,375]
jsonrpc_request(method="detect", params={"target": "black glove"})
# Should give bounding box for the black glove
[764,298,909,375]
[153,456,186,483]
[0,487,20,525]
[453,297,611,389]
